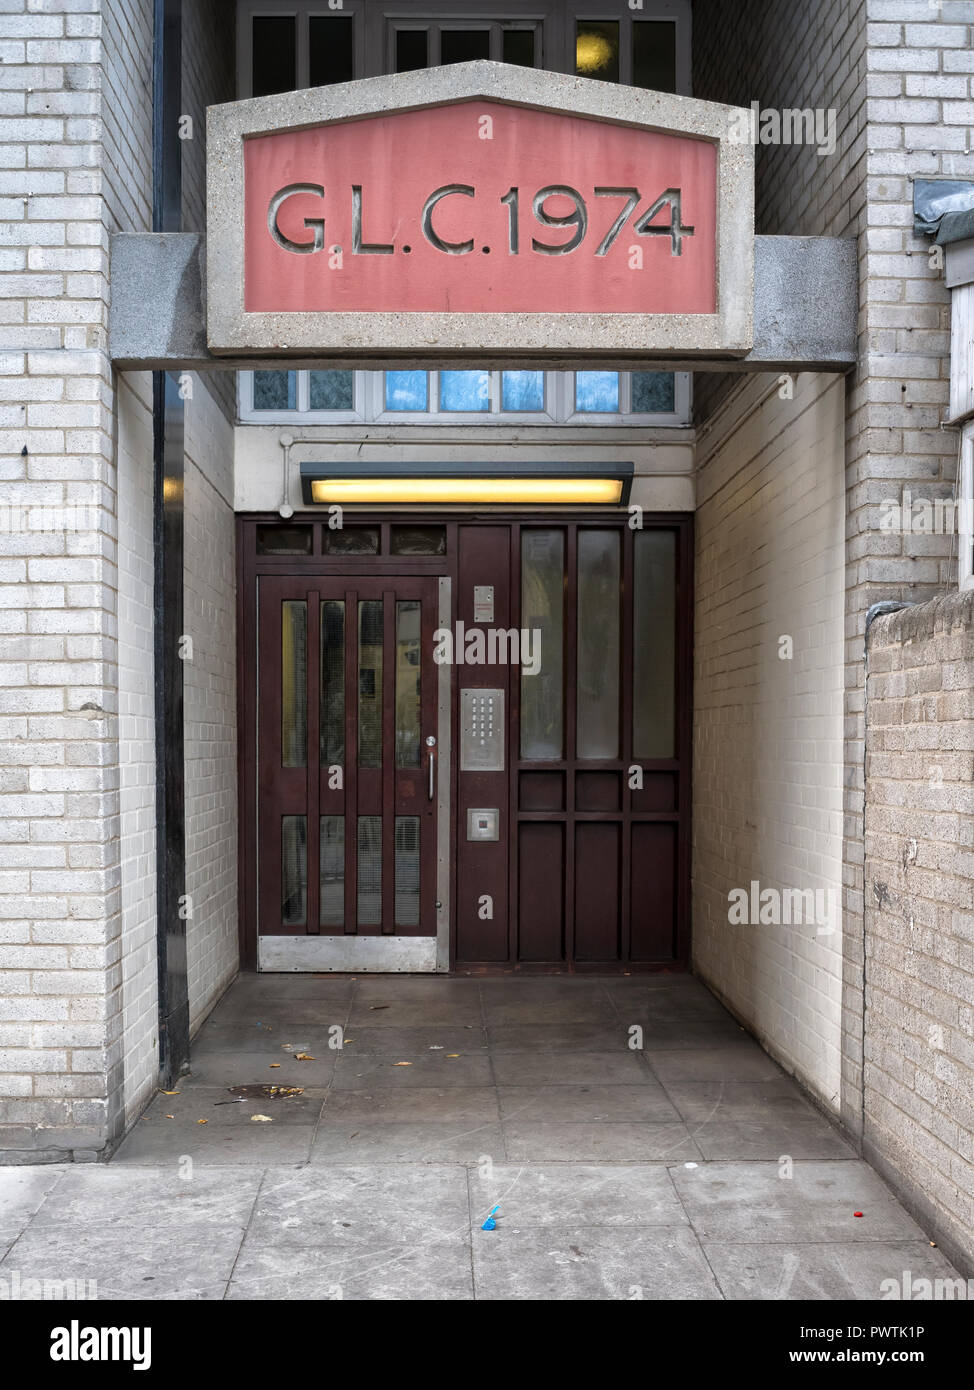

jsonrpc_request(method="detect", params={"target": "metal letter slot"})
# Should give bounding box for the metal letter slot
[460,688,504,772]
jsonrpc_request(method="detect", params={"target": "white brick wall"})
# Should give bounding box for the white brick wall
[693,372,847,1111]
[183,372,237,1029]
[115,370,157,1129]
[0,0,153,1158]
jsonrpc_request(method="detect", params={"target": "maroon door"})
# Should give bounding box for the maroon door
[256,575,439,964]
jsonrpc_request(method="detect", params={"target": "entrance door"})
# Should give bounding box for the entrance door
[255,575,444,970]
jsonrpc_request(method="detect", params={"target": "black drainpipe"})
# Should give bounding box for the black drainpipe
[152,0,188,1087]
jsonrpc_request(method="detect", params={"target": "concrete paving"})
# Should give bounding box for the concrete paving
[0,973,963,1299]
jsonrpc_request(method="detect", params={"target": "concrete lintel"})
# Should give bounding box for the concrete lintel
[109,231,858,374]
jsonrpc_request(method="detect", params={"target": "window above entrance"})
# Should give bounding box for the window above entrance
[237,1,690,97]
[239,369,691,426]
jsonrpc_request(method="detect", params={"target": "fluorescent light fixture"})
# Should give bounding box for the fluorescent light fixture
[299,461,633,506]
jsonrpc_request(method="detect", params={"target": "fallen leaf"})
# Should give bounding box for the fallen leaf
[295,1053,316,1061]
[394,1061,412,1067]
[446,1054,460,1058]
[251,1114,273,1123]
[161,1089,180,1095]
[269,1063,281,1068]
[197,1118,207,1125]
[165,1114,174,1120]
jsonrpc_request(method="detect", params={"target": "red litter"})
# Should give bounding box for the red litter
[854,1211,864,1218]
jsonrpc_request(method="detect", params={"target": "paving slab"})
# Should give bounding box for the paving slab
[112,1122,316,1167]
[646,1043,785,1083]
[227,1234,474,1300]
[247,1165,469,1245]
[0,1222,245,1300]
[690,1117,856,1161]
[503,1121,701,1162]
[21,1166,262,1230]
[181,1049,338,1088]
[702,1240,967,1301]
[0,1165,66,1252]
[331,1051,492,1088]
[669,1161,929,1243]
[471,1225,721,1300]
[338,1025,489,1055]
[470,1164,689,1227]
[310,1121,506,1165]
[489,1050,650,1086]
[496,1083,680,1123]
[322,1086,499,1125]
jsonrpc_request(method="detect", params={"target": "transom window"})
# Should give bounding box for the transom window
[240,370,690,425]
[237,2,690,97]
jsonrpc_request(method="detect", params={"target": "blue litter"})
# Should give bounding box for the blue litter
[481,1204,500,1231]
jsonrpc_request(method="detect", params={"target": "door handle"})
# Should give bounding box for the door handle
[428,747,436,801]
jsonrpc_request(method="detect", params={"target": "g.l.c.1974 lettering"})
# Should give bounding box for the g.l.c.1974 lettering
[267,182,694,259]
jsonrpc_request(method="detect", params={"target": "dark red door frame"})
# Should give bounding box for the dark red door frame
[236,511,693,972]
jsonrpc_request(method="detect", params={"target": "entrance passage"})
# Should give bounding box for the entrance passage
[238,516,691,972]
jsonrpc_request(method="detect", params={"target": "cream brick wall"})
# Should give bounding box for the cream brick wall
[693,372,847,1111]
[865,592,974,1268]
[0,0,153,1158]
[115,369,157,1129]
[183,371,237,1029]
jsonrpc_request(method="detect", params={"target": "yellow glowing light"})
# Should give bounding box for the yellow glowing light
[575,33,615,74]
[309,478,624,505]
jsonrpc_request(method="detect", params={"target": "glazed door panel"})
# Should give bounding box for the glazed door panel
[256,575,440,969]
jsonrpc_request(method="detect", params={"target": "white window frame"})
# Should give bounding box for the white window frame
[239,368,691,426]
[959,420,974,591]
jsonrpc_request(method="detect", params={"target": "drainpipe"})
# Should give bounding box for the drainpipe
[859,600,913,1140]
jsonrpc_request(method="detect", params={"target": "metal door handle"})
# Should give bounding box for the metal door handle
[428,748,435,800]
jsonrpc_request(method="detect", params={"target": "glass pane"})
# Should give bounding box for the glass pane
[391,526,447,556]
[309,15,354,86]
[324,527,379,555]
[256,524,312,556]
[575,20,619,82]
[319,816,344,928]
[309,370,354,411]
[503,29,535,67]
[396,30,428,72]
[253,370,296,411]
[395,817,420,927]
[385,370,428,411]
[577,531,621,760]
[633,530,676,759]
[358,600,383,768]
[576,371,619,413]
[252,16,296,97]
[440,370,489,412]
[520,530,564,760]
[281,815,307,927]
[633,20,677,94]
[281,600,307,769]
[357,816,382,926]
[320,601,345,767]
[396,600,421,769]
[441,29,490,64]
[502,370,544,412]
[632,372,676,414]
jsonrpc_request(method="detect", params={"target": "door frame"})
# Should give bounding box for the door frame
[236,510,693,972]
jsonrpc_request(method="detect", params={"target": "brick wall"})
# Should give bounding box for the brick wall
[115,370,157,1130]
[865,592,974,1270]
[0,0,153,1159]
[693,371,848,1110]
[183,371,237,1029]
